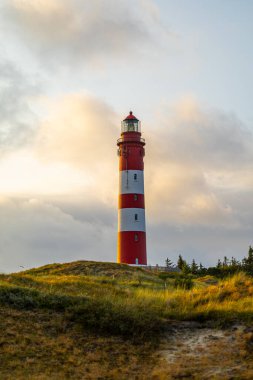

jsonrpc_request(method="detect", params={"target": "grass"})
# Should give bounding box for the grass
[0,262,166,341]
[0,307,162,380]
[2,265,253,335]
[1,261,253,378]
[163,272,253,323]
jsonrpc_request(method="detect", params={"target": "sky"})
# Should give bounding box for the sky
[1,0,253,272]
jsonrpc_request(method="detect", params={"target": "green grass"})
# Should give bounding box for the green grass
[162,272,253,323]
[0,262,166,340]
[1,262,253,339]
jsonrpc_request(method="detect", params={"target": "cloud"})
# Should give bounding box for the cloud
[34,94,118,203]
[0,194,250,273]
[0,150,91,195]
[149,97,253,170]
[4,0,168,68]
[0,92,120,208]
[147,223,252,267]
[145,97,253,227]
[36,94,117,167]
[0,197,116,273]
[146,163,234,227]
[32,94,253,232]
[5,92,251,230]
[0,61,37,152]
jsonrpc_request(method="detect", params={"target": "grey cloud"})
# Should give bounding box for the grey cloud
[0,197,116,273]
[0,61,37,152]
[44,193,117,227]
[0,195,251,273]
[147,223,252,268]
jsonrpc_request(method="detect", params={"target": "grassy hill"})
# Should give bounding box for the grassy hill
[1,261,253,379]
[21,260,154,278]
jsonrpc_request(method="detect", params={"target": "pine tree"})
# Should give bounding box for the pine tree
[248,246,253,265]
[165,258,173,269]
[182,261,191,275]
[231,256,239,267]
[223,256,229,267]
[177,254,185,270]
[242,246,253,273]
[191,259,198,274]
[216,259,222,268]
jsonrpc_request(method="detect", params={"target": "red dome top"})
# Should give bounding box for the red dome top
[123,111,139,121]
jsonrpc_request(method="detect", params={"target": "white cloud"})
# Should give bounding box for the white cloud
[0,150,91,195]
[149,97,253,170]
[4,0,169,69]
[35,94,118,204]
[145,97,253,227]
[36,94,117,167]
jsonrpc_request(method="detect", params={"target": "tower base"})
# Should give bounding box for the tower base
[117,231,147,265]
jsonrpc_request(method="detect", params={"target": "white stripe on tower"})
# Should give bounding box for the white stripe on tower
[119,170,144,195]
[118,208,146,232]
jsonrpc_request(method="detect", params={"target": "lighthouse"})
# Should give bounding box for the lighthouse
[117,111,147,265]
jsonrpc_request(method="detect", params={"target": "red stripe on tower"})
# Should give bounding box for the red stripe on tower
[117,111,147,265]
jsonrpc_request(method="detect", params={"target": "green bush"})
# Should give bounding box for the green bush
[0,285,73,310]
[69,298,163,340]
[174,276,193,290]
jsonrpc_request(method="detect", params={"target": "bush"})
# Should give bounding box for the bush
[0,285,74,310]
[69,297,164,340]
[174,276,193,290]
[0,284,164,341]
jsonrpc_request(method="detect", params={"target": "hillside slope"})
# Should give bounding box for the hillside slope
[21,260,156,278]
[1,261,253,379]
[0,261,164,379]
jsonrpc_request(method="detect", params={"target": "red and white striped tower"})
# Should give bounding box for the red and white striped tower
[117,111,147,265]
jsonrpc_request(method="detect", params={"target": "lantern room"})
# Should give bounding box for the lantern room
[121,111,141,133]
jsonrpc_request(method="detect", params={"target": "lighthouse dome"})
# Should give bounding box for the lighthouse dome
[124,111,139,121]
[121,111,140,133]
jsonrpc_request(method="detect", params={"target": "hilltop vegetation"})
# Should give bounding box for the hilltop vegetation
[1,260,253,378]
[173,245,253,277]
[22,260,149,278]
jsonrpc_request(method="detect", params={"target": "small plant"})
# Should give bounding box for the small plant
[174,275,193,290]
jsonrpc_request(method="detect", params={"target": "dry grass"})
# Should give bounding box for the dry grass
[0,307,162,380]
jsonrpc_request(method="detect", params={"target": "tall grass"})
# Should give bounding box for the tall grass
[163,272,253,323]
[0,271,165,340]
[1,265,253,341]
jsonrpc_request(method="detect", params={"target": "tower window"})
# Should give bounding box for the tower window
[135,213,138,221]
[134,194,138,201]
[134,233,139,242]
[134,173,137,181]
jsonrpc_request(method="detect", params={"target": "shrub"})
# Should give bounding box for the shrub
[174,276,193,290]
[69,296,164,340]
[0,285,74,310]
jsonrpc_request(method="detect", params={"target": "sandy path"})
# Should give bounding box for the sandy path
[158,322,253,379]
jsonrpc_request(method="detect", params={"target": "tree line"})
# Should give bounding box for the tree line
[165,246,253,277]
